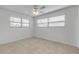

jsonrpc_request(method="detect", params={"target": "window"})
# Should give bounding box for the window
[49,22,65,26]
[37,15,65,27]
[48,15,65,27]
[22,19,29,27]
[10,17,29,28]
[37,18,48,27]
[10,17,21,27]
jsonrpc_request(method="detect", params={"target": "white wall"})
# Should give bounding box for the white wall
[0,7,33,44]
[76,6,79,47]
[34,6,79,47]
[0,5,79,48]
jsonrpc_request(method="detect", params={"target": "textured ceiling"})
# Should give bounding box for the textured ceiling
[0,5,70,17]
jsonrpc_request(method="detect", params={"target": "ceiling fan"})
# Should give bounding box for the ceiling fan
[32,5,46,16]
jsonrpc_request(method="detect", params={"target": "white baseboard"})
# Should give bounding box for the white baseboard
[35,36,79,48]
[0,36,32,45]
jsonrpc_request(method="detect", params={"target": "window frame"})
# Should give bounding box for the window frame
[21,18,30,28]
[48,15,65,27]
[37,18,48,27]
[36,15,65,28]
[10,17,30,28]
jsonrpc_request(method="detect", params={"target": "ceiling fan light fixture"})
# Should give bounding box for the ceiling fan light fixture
[32,5,45,16]
[32,8,40,16]
[33,11,39,16]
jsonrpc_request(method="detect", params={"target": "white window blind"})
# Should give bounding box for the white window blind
[37,15,65,27]
[37,18,48,27]
[49,15,65,22]
[48,15,65,27]
[10,17,29,28]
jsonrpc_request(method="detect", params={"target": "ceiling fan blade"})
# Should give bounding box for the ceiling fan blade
[40,6,45,10]
[33,5,39,9]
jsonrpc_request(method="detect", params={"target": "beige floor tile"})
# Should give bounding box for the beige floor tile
[0,37,79,54]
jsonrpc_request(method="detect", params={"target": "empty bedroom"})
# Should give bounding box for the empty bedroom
[0,5,79,54]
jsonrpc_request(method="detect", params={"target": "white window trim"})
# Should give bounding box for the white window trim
[10,17,29,28]
[37,15,65,27]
